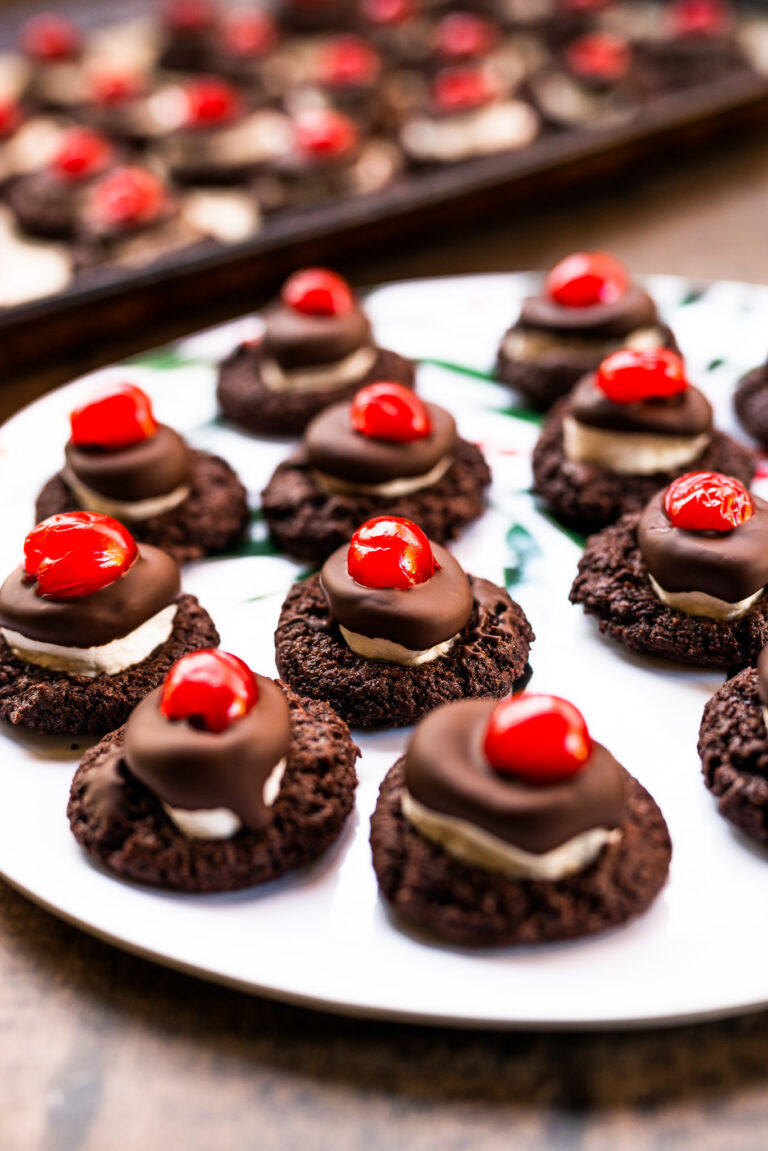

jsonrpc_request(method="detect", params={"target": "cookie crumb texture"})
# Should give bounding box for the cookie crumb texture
[274,573,534,728]
[68,686,359,892]
[370,760,671,945]
[735,365,768,451]
[35,449,250,566]
[699,667,768,844]
[570,512,768,669]
[0,594,219,736]
[262,437,491,562]
[217,345,416,437]
[533,402,754,533]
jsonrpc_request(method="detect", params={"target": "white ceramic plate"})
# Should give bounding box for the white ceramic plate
[1,273,768,1030]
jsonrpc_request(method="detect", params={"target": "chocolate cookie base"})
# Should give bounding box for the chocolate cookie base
[698,666,768,844]
[735,365,768,450]
[570,512,768,669]
[495,322,680,412]
[0,594,219,736]
[216,344,416,437]
[274,573,534,729]
[532,404,755,533]
[34,449,250,566]
[67,686,359,892]
[370,760,671,945]
[261,437,491,562]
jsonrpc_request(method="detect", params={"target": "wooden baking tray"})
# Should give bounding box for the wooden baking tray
[2,0,768,376]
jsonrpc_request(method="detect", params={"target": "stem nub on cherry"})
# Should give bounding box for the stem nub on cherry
[483,694,593,784]
[348,516,438,589]
[160,649,259,733]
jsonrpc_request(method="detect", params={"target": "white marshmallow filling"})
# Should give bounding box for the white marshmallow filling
[339,626,460,666]
[401,789,621,881]
[63,465,190,522]
[402,101,539,162]
[313,454,453,498]
[259,345,377,393]
[502,325,667,365]
[647,574,764,622]
[562,415,710,476]
[2,603,178,677]
[162,757,287,840]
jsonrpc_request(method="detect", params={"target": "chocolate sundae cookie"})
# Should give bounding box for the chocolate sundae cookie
[0,513,219,735]
[734,362,768,450]
[275,515,533,728]
[34,381,249,565]
[571,472,768,668]
[533,348,754,532]
[261,382,490,561]
[635,0,750,93]
[370,694,671,944]
[698,646,768,845]
[527,30,638,131]
[496,252,680,411]
[217,268,416,437]
[68,650,358,891]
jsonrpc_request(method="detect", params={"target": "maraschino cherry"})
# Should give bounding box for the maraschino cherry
[51,128,113,182]
[293,108,359,160]
[90,167,167,230]
[70,383,158,450]
[184,78,241,126]
[435,12,498,61]
[163,0,216,31]
[89,70,144,105]
[664,472,754,533]
[564,32,632,83]
[596,348,688,404]
[348,516,438,589]
[160,649,259,733]
[483,694,593,785]
[319,36,381,86]
[546,251,628,308]
[0,100,21,139]
[361,0,415,26]
[20,13,81,61]
[432,65,497,113]
[669,0,731,38]
[351,382,431,442]
[24,512,138,599]
[221,7,276,56]
[282,268,354,316]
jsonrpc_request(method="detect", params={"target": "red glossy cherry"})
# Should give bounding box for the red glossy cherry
[90,167,167,229]
[319,36,381,86]
[184,78,241,126]
[596,347,688,404]
[483,694,593,784]
[20,13,81,61]
[361,0,415,26]
[348,516,438,589]
[0,100,21,139]
[70,383,158,450]
[282,267,354,316]
[435,12,498,61]
[50,128,113,182]
[351,382,431,442]
[89,70,144,105]
[669,0,731,37]
[221,7,276,56]
[160,649,259,734]
[23,512,138,600]
[293,108,359,159]
[546,251,629,308]
[163,0,216,31]
[432,66,497,112]
[664,472,754,533]
[565,32,632,82]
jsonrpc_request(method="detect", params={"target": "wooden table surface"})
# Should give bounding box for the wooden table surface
[5,130,768,1151]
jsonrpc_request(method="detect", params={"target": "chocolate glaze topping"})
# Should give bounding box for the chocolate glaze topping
[261,299,372,369]
[124,676,291,832]
[758,645,768,709]
[320,540,473,649]
[306,400,456,484]
[404,698,626,855]
[520,283,658,337]
[569,373,713,436]
[638,489,768,602]
[65,423,191,501]
[0,544,181,647]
